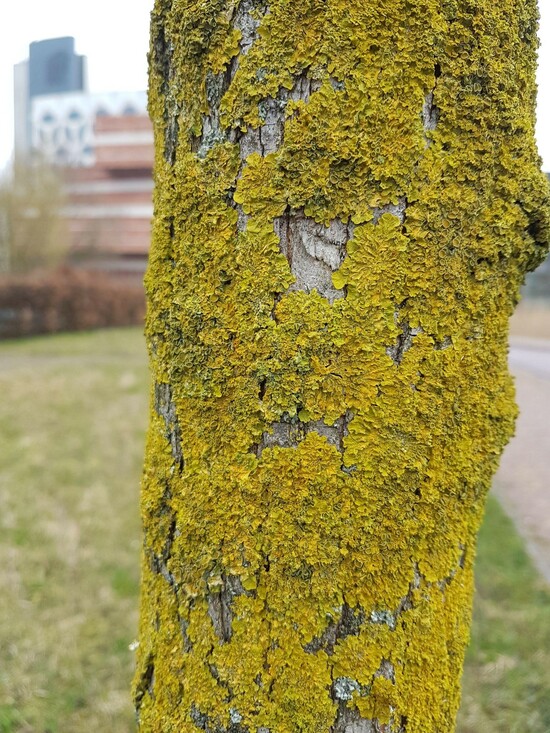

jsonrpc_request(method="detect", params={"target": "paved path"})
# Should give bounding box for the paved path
[493,339,550,584]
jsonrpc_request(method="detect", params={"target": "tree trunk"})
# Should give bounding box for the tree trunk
[134,1,550,731]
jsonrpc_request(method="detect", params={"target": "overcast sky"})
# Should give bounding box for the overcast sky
[0,1,549,170]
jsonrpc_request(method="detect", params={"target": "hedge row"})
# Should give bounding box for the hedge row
[0,267,145,339]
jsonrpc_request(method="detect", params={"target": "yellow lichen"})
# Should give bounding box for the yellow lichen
[135,0,550,731]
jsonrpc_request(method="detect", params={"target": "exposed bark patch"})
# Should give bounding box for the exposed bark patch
[147,517,177,587]
[150,548,177,587]
[375,659,395,683]
[232,0,264,55]
[154,382,184,469]
[256,416,303,452]
[304,602,365,655]
[306,566,421,666]
[292,72,323,102]
[192,0,269,158]
[331,663,402,732]
[422,92,438,134]
[273,210,353,302]
[190,25,240,157]
[193,55,244,157]
[195,71,230,158]
[332,706,406,733]
[434,335,452,351]
[207,574,246,643]
[372,197,407,225]
[255,411,353,458]
[235,204,250,233]
[236,73,322,158]
[332,706,399,733]
[246,98,288,156]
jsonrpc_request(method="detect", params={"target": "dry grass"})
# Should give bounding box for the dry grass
[0,329,148,733]
[0,328,548,732]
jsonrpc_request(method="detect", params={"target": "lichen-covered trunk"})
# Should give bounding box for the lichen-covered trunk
[134,0,550,730]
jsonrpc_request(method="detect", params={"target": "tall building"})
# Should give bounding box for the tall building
[29,37,86,98]
[13,38,153,281]
[14,37,87,159]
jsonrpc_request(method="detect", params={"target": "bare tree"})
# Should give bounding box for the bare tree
[0,158,68,274]
[135,1,550,731]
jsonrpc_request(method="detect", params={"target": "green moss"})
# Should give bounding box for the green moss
[137,0,550,731]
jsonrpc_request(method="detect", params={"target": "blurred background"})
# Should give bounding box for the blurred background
[0,2,549,732]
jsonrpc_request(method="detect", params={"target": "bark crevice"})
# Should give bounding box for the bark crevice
[134,656,155,724]
[207,573,247,643]
[154,382,184,470]
[152,22,179,164]
[386,314,423,367]
[304,601,365,655]
[422,64,441,147]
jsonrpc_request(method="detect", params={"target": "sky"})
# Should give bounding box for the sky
[0,1,549,170]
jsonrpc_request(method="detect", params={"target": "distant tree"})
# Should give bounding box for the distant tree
[0,158,68,274]
[135,1,550,731]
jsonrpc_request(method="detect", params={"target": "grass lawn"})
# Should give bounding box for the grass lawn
[459,498,550,732]
[0,329,148,733]
[0,327,548,732]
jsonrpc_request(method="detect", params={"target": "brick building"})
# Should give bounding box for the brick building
[63,111,153,280]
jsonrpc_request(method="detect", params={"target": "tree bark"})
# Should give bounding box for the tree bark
[134,1,550,731]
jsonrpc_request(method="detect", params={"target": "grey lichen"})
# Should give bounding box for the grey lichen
[230,708,243,724]
[333,677,361,701]
[369,609,397,629]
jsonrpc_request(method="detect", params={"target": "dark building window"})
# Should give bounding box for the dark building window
[46,51,70,86]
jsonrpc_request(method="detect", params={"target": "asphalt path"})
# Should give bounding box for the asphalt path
[509,339,550,379]
[493,339,550,584]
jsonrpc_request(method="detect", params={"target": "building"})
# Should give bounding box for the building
[13,38,153,280]
[63,107,154,279]
[14,37,87,159]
